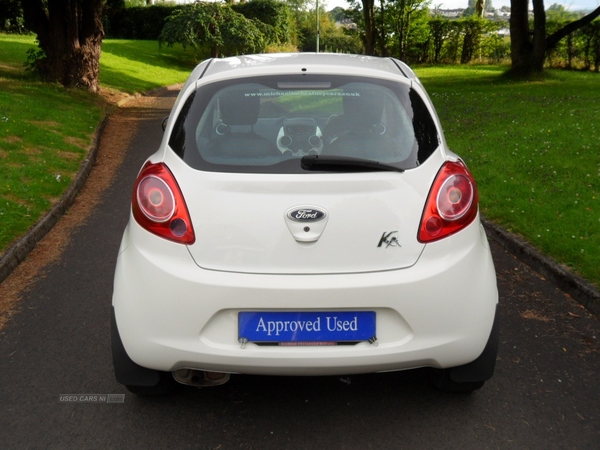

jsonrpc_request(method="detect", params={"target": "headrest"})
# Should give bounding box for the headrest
[343,89,384,131]
[219,90,261,126]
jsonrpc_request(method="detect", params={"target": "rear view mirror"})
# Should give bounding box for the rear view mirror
[161,116,169,132]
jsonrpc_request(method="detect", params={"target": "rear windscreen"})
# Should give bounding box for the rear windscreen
[169,75,440,173]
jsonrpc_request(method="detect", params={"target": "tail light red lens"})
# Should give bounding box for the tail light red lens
[418,161,478,243]
[137,176,175,222]
[132,162,195,244]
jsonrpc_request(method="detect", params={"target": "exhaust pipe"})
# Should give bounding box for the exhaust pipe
[172,369,230,387]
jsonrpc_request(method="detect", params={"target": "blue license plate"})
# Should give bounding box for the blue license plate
[238,311,376,343]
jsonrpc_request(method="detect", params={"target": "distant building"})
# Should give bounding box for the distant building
[336,18,357,31]
[431,8,512,21]
[433,8,465,19]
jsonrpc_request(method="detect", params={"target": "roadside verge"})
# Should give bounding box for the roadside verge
[482,218,600,317]
[0,85,598,320]
[0,118,108,284]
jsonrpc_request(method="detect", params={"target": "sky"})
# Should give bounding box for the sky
[322,0,600,11]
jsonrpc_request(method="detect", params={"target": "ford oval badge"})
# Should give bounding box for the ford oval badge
[286,207,327,223]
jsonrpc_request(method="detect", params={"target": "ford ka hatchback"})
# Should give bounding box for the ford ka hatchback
[111,53,499,395]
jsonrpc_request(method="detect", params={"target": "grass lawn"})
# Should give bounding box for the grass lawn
[0,34,198,256]
[0,35,598,289]
[0,35,105,253]
[100,39,198,93]
[416,65,599,288]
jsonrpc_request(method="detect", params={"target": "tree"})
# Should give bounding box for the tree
[361,0,377,54]
[429,18,452,63]
[22,0,105,93]
[0,0,24,33]
[388,0,429,61]
[475,0,485,18]
[329,6,349,22]
[464,0,493,17]
[233,0,292,47]
[159,3,266,58]
[510,0,600,74]
[294,2,360,52]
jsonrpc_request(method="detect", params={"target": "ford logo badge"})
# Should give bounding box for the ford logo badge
[286,207,327,223]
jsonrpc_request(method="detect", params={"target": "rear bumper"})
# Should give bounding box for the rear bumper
[112,218,498,376]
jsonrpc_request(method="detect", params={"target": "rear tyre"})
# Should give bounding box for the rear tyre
[112,307,178,396]
[430,304,499,393]
[429,369,485,393]
[125,372,179,396]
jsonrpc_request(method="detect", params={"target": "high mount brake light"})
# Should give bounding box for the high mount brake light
[132,162,195,244]
[418,161,478,243]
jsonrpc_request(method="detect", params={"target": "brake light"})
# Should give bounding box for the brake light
[418,161,478,243]
[132,162,195,244]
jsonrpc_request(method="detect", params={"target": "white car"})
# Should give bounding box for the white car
[111,53,499,395]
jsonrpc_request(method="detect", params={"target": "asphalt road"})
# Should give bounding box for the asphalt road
[1,90,599,450]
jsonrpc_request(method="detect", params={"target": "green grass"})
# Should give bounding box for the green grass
[100,39,198,93]
[416,65,600,288]
[0,34,197,254]
[0,36,599,289]
[0,35,104,250]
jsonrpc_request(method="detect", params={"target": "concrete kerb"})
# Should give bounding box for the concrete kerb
[0,113,108,284]
[482,218,600,318]
[0,87,142,284]
[0,86,598,317]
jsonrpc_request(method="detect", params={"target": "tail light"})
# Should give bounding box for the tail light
[418,160,478,243]
[132,162,195,244]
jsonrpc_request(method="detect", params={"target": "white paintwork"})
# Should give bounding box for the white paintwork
[113,53,498,377]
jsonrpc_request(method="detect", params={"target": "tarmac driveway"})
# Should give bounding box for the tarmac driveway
[0,88,598,449]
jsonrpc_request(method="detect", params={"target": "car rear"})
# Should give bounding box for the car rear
[111,54,498,394]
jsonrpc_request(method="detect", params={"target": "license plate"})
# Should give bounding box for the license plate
[238,311,376,343]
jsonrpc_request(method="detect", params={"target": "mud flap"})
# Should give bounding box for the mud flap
[111,307,161,387]
[450,304,499,383]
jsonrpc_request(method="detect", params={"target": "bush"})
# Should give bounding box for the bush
[103,0,293,48]
[158,3,266,58]
[424,17,510,65]
[546,19,600,71]
[104,4,181,40]
[232,0,292,45]
[0,0,25,34]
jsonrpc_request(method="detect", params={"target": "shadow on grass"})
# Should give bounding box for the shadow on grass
[102,40,200,73]
[98,65,177,94]
[0,40,39,82]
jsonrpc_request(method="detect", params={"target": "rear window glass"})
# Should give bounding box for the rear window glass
[169,75,439,173]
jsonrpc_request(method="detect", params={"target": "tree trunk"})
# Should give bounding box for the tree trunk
[531,0,546,71]
[510,0,600,75]
[461,28,474,64]
[475,0,485,18]
[379,0,387,56]
[509,0,536,74]
[362,0,376,55]
[546,5,600,50]
[397,0,406,60]
[403,12,412,62]
[22,0,104,93]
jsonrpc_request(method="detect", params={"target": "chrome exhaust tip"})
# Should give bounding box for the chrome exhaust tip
[172,369,230,387]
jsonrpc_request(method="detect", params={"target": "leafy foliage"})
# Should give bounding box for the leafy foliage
[158,2,266,58]
[232,0,292,45]
[292,3,361,53]
[104,4,181,40]
[21,0,105,92]
[24,45,46,74]
[546,19,600,71]
[0,0,24,33]
[385,0,430,60]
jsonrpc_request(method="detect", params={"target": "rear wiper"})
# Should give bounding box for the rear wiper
[301,155,405,173]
